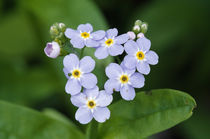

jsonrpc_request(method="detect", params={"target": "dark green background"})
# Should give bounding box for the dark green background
[0,0,209,138]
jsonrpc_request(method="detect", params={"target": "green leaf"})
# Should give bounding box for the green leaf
[0,63,62,105]
[43,108,75,127]
[0,100,84,139]
[98,89,196,139]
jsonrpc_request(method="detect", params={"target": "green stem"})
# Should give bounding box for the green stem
[86,120,98,139]
[80,47,85,58]
[116,56,121,64]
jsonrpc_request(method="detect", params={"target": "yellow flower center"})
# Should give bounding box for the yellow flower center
[136,51,145,60]
[81,32,90,39]
[72,69,81,78]
[105,39,114,46]
[87,100,96,109]
[120,75,129,84]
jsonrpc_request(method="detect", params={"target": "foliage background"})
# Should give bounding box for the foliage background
[0,0,209,138]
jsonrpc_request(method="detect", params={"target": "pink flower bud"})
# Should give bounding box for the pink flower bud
[44,41,60,58]
[127,31,136,40]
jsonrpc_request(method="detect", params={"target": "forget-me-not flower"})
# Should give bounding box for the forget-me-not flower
[94,28,129,59]
[63,54,97,95]
[123,37,159,75]
[104,63,145,101]
[71,86,113,124]
[65,23,105,49]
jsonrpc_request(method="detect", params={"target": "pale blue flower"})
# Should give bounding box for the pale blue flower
[123,37,159,75]
[94,28,129,59]
[104,63,145,101]
[65,23,105,49]
[71,86,113,124]
[63,54,97,95]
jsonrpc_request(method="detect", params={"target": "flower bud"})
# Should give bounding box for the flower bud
[141,22,148,34]
[50,23,66,40]
[137,33,145,38]
[58,23,66,32]
[135,20,142,26]
[127,31,136,40]
[44,41,61,58]
[133,25,140,34]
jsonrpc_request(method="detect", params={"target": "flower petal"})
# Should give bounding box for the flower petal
[104,79,120,94]
[63,68,69,79]
[107,28,118,38]
[145,51,159,65]
[85,39,99,47]
[75,107,93,124]
[94,46,109,59]
[80,56,95,73]
[136,37,151,52]
[91,30,105,40]
[123,55,137,69]
[124,40,139,55]
[84,86,99,99]
[96,90,113,107]
[120,85,135,101]
[65,28,79,39]
[115,34,129,44]
[70,93,86,107]
[81,73,97,89]
[63,54,79,71]
[65,78,81,95]
[93,107,110,123]
[108,44,124,56]
[137,62,150,75]
[77,23,93,32]
[120,61,135,75]
[105,63,123,79]
[130,73,145,88]
[70,37,85,49]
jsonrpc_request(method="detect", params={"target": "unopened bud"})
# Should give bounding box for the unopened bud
[141,22,148,34]
[137,33,145,38]
[44,41,61,58]
[127,31,136,40]
[133,25,140,34]
[58,23,66,32]
[135,20,142,26]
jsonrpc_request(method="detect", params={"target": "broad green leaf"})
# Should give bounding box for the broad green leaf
[43,108,75,127]
[0,100,84,139]
[0,61,62,106]
[98,89,196,139]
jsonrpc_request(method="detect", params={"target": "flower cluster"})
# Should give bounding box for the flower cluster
[44,20,159,124]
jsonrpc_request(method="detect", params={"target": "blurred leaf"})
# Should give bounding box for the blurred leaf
[43,108,76,127]
[0,12,38,59]
[129,0,209,52]
[0,61,61,106]
[98,89,196,139]
[19,0,108,40]
[0,100,84,139]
